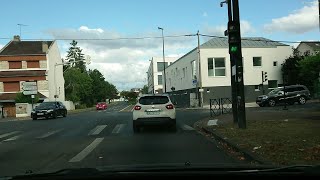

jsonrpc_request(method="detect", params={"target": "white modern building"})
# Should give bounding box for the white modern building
[0,35,65,117]
[165,37,293,106]
[147,57,178,94]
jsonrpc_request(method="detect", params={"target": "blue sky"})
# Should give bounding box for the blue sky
[0,0,319,90]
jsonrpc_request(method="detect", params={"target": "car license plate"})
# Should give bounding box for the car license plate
[37,113,44,115]
[146,112,160,115]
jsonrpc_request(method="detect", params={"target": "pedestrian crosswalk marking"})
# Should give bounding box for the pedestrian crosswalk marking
[181,124,194,131]
[69,138,104,163]
[88,125,107,135]
[112,124,125,134]
[3,135,21,142]
[36,129,63,139]
[0,131,20,139]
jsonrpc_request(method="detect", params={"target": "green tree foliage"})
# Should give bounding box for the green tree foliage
[141,85,148,94]
[65,40,86,73]
[15,92,39,104]
[298,54,320,95]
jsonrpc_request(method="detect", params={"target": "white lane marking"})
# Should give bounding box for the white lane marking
[88,125,107,136]
[3,135,21,142]
[98,111,102,113]
[0,131,20,139]
[119,105,131,112]
[69,138,104,163]
[111,124,125,134]
[181,124,195,131]
[36,129,63,139]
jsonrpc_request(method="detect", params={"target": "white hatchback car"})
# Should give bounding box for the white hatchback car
[132,94,176,132]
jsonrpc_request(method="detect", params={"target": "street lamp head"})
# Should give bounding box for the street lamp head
[220,0,228,7]
[158,27,163,30]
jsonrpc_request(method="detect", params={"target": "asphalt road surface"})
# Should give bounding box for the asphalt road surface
[0,102,242,177]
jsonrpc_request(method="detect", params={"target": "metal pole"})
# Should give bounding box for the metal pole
[283,73,288,110]
[232,0,246,129]
[197,31,203,107]
[261,71,265,95]
[158,27,166,93]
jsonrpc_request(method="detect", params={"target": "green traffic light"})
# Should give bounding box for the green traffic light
[231,46,238,52]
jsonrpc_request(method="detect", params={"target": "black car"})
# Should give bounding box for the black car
[256,85,311,107]
[31,101,67,120]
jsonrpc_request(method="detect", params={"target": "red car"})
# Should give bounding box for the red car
[96,102,107,110]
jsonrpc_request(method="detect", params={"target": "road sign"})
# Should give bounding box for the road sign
[23,82,37,87]
[23,90,37,95]
[199,88,204,92]
[192,79,197,86]
[23,86,37,91]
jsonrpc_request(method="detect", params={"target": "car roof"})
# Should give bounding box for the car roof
[139,94,170,97]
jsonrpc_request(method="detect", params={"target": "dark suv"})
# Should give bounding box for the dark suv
[256,85,311,107]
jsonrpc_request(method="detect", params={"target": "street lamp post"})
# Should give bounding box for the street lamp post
[158,27,166,93]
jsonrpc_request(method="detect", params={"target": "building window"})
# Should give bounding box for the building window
[27,61,40,68]
[191,60,196,79]
[157,62,168,72]
[268,80,278,89]
[182,68,186,78]
[254,85,260,91]
[158,75,162,85]
[3,82,20,92]
[253,57,262,67]
[273,61,278,66]
[9,61,22,69]
[208,58,226,77]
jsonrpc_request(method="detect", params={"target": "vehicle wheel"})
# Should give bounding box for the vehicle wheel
[63,111,67,117]
[258,104,265,107]
[298,96,306,105]
[53,112,57,119]
[268,99,276,107]
[32,116,37,120]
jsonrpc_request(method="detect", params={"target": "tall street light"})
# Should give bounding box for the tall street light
[158,27,166,93]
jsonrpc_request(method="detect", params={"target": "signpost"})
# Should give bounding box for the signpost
[22,82,38,109]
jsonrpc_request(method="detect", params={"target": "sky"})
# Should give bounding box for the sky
[0,0,319,91]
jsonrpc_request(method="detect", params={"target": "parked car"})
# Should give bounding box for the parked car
[132,94,176,133]
[96,102,108,110]
[256,85,311,107]
[31,101,67,120]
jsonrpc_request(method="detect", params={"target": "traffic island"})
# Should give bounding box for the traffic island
[194,107,320,166]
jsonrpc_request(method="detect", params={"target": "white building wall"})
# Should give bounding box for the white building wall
[47,41,65,101]
[166,45,293,92]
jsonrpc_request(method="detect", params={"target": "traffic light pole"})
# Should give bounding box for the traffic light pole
[226,0,246,129]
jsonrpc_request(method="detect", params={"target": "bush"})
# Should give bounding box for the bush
[75,104,87,109]
[15,92,39,104]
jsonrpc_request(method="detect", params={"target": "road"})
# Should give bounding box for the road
[0,102,243,177]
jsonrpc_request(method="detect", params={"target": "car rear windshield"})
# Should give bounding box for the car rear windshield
[139,96,169,105]
[36,102,56,109]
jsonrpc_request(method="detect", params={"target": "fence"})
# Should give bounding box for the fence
[210,98,232,117]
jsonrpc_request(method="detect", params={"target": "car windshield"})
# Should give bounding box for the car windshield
[139,96,169,105]
[0,0,319,178]
[268,88,283,95]
[36,102,56,109]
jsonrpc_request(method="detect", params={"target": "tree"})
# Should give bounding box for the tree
[298,54,320,96]
[141,85,148,94]
[15,92,39,104]
[64,68,93,106]
[89,69,108,102]
[65,40,86,73]
[281,48,309,85]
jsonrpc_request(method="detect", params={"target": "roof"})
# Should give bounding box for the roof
[0,70,46,78]
[201,37,289,49]
[167,37,289,68]
[0,41,53,56]
[0,92,47,102]
[299,41,320,50]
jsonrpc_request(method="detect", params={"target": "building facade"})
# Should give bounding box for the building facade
[147,57,178,94]
[296,41,320,56]
[0,36,65,117]
[164,37,293,106]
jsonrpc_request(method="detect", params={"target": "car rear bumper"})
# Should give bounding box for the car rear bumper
[134,117,176,126]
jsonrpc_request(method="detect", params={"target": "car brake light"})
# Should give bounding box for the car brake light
[166,104,174,109]
[134,105,141,110]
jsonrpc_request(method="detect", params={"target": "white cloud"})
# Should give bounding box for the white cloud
[46,26,196,90]
[264,1,318,33]
[202,20,255,37]
[203,12,208,17]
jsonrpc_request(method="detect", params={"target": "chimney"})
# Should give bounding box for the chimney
[13,35,20,41]
[42,41,48,53]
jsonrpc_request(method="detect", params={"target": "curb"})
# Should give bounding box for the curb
[201,126,272,165]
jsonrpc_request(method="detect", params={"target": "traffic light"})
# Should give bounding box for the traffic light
[227,21,241,54]
[262,71,268,82]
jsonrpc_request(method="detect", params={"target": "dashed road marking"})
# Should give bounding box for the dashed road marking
[119,105,131,112]
[112,124,126,134]
[88,125,107,136]
[3,135,21,142]
[181,124,195,131]
[69,138,104,163]
[0,131,20,139]
[36,129,63,139]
